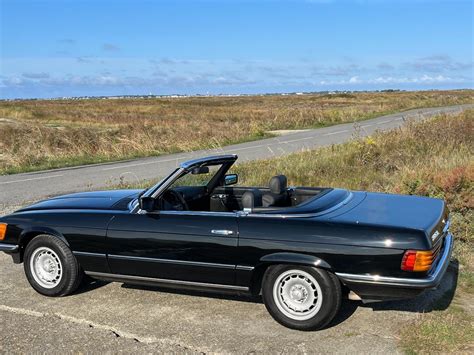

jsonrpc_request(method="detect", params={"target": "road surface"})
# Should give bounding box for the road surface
[0,249,459,353]
[1,104,472,206]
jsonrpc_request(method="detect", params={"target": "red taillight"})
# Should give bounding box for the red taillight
[401,250,434,272]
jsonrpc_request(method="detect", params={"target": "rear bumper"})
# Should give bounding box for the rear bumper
[336,233,454,301]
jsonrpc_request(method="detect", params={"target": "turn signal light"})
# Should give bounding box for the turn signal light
[0,223,7,240]
[401,250,434,272]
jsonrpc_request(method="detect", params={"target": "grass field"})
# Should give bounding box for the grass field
[0,90,472,175]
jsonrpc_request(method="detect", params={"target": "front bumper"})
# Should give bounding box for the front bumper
[336,233,454,301]
[0,243,19,253]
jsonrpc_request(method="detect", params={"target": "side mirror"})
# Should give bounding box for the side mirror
[191,166,210,175]
[224,174,238,186]
[139,196,155,212]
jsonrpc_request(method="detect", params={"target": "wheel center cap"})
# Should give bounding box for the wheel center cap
[290,285,308,302]
[43,260,55,273]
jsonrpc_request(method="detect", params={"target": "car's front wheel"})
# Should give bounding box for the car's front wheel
[24,234,83,297]
[262,265,341,330]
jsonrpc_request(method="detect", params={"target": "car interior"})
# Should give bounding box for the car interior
[209,179,329,213]
[158,164,329,213]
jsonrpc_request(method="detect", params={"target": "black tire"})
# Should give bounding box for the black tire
[23,234,83,297]
[262,264,341,331]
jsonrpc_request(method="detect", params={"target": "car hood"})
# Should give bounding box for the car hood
[16,189,144,212]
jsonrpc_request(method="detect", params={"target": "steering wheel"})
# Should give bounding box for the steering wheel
[161,189,189,211]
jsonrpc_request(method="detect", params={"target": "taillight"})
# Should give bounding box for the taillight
[401,250,434,272]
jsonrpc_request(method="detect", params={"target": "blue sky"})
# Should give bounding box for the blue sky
[1,0,472,99]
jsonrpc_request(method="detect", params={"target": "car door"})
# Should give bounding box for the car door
[106,210,239,285]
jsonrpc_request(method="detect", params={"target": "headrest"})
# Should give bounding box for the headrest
[269,175,287,194]
[242,189,262,209]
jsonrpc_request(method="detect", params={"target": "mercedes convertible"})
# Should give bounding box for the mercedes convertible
[0,155,453,330]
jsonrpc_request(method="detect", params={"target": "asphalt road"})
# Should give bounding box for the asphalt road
[1,104,472,206]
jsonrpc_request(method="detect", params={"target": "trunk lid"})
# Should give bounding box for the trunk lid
[329,192,448,248]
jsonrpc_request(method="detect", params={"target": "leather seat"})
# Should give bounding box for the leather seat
[262,175,289,207]
[242,189,263,209]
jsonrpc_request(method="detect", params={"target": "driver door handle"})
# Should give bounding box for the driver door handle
[211,229,234,236]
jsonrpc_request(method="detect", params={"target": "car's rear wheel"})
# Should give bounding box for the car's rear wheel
[262,264,341,330]
[24,234,83,297]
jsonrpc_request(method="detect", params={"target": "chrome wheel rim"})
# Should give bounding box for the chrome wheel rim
[30,247,62,289]
[273,269,323,321]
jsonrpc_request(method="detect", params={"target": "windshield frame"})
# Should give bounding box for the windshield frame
[131,155,237,213]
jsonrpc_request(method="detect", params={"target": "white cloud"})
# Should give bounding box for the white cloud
[348,76,359,83]
[369,74,455,84]
[318,74,466,86]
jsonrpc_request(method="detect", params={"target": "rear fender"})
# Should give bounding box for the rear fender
[248,252,332,295]
[259,252,331,269]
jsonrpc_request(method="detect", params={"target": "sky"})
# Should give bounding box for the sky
[0,0,473,99]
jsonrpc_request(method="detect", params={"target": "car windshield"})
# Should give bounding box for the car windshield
[169,163,224,189]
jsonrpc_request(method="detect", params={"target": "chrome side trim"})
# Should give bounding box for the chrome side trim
[108,254,236,269]
[157,210,237,217]
[236,265,255,271]
[0,243,19,252]
[336,233,454,289]
[85,271,249,291]
[73,251,106,257]
[210,229,234,236]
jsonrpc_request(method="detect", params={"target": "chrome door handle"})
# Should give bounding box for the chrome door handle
[211,229,234,236]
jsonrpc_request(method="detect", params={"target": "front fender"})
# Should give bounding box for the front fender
[259,252,331,269]
[19,226,69,246]
[10,226,70,263]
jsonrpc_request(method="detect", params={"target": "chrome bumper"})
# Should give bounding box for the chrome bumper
[0,243,19,253]
[336,233,454,289]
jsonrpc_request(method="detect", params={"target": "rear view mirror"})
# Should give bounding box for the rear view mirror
[139,196,155,212]
[191,166,210,175]
[224,174,238,186]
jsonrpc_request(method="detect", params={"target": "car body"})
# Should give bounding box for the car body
[0,154,454,330]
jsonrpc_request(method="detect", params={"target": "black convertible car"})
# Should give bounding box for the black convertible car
[0,155,453,330]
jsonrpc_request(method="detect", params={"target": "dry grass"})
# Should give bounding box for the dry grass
[399,305,474,354]
[1,90,472,174]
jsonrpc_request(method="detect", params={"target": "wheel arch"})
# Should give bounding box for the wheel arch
[249,252,332,295]
[17,227,69,263]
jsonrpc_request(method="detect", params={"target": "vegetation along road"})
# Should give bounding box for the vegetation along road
[1,90,472,175]
[0,103,472,206]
